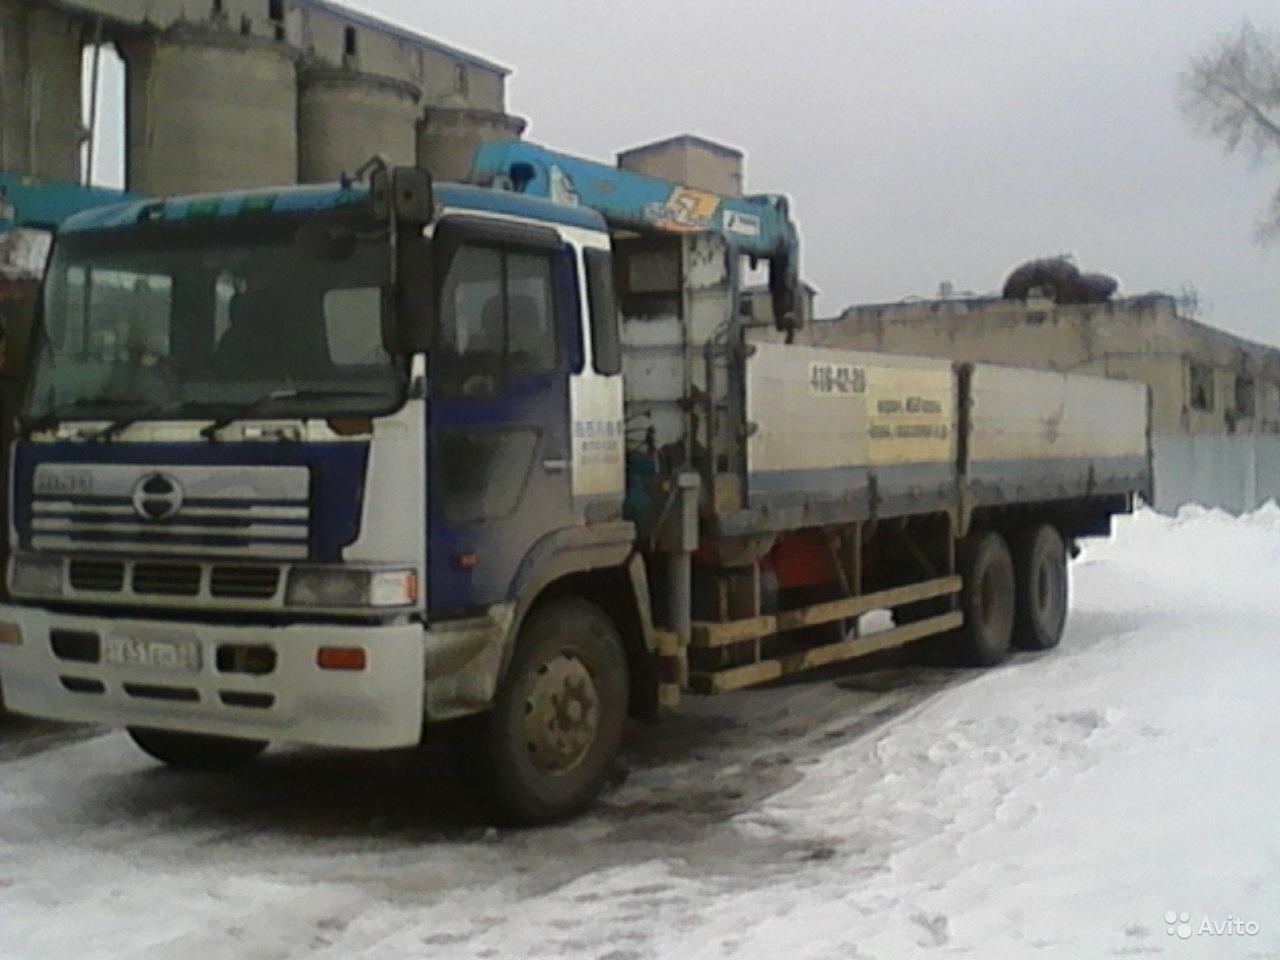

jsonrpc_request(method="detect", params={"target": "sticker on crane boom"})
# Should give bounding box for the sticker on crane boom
[644,186,720,232]
[723,210,761,238]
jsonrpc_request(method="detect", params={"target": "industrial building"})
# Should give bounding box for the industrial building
[804,289,1280,512]
[0,0,526,193]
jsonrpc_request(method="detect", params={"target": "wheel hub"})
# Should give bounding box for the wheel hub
[521,651,598,775]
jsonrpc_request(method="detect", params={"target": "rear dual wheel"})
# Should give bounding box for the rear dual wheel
[1011,523,1068,651]
[953,530,1017,666]
[951,523,1068,665]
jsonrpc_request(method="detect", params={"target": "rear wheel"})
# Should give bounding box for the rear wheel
[1011,523,1068,650]
[461,598,628,826]
[126,727,268,769]
[953,530,1015,666]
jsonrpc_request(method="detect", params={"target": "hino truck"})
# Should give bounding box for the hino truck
[0,144,1150,823]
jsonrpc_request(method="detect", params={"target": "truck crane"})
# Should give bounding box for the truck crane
[0,143,1149,823]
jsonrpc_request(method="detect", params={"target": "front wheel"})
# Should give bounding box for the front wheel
[126,727,268,769]
[462,598,629,826]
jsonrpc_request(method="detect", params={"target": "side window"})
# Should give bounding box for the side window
[1189,361,1215,412]
[438,243,557,396]
[1234,375,1256,419]
[584,248,620,375]
[505,252,556,374]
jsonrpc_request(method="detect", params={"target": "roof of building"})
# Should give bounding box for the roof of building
[49,0,509,75]
[837,292,1280,362]
[616,133,744,161]
[293,0,510,74]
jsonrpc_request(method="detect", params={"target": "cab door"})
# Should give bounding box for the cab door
[426,218,581,615]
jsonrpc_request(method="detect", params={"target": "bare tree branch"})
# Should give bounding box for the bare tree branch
[1182,21,1280,242]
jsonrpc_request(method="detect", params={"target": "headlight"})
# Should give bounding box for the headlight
[285,567,418,608]
[11,554,64,596]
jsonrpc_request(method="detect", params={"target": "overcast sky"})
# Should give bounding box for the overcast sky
[92,0,1280,343]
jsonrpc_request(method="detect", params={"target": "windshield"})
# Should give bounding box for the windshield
[24,213,404,427]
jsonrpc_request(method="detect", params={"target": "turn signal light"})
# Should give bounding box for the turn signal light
[316,646,367,671]
[0,621,23,646]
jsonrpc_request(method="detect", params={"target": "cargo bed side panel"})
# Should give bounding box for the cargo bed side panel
[736,344,957,530]
[967,364,1150,505]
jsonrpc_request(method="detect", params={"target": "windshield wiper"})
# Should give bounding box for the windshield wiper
[197,388,391,441]
[87,403,179,443]
[20,398,157,439]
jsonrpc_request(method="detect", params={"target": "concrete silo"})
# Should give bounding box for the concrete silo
[297,68,421,183]
[120,26,298,196]
[417,106,526,184]
[0,1,85,182]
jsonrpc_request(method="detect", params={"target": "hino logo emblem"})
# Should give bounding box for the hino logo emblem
[132,473,184,521]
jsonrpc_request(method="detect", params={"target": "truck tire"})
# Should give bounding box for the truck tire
[954,530,1015,666]
[463,598,629,826]
[126,727,268,769]
[1011,523,1068,651]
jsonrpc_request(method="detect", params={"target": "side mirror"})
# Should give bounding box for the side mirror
[368,166,433,226]
[392,167,433,225]
[386,232,433,354]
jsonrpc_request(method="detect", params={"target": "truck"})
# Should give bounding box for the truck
[0,143,1151,824]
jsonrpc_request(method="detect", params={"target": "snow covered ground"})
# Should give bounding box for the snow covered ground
[2,507,1278,959]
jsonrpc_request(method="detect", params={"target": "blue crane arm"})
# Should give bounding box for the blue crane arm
[468,140,804,330]
[468,140,799,261]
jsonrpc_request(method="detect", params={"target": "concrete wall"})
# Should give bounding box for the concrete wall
[1152,434,1280,514]
[0,2,84,181]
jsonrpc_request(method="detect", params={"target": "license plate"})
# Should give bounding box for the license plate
[103,636,201,672]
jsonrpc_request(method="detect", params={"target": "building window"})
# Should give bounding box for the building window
[1235,376,1256,418]
[454,62,469,97]
[344,26,358,58]
[267,0,285,40]
[1189,362,1214,412]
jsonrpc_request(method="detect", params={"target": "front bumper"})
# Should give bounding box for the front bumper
[0,604,426,749]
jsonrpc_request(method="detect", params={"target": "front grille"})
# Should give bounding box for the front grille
[210,565,280,599]
[68,558,126,592]
[31,464,310,560]
[61,555,284,606]
[133,562,201,596]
